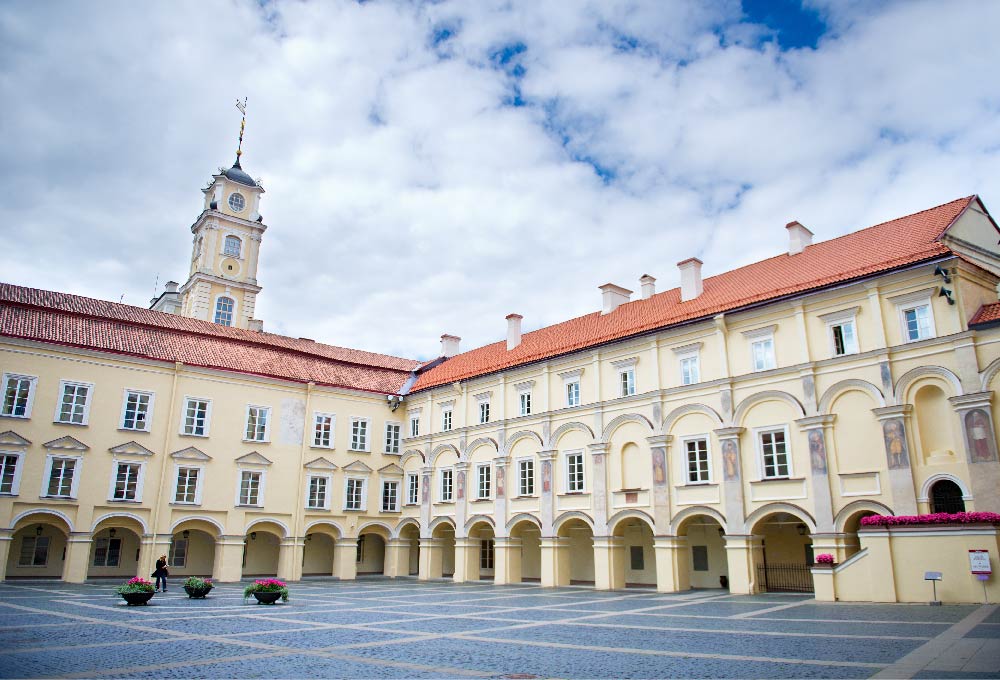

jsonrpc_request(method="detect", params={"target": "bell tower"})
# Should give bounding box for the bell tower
[154,101,267,330]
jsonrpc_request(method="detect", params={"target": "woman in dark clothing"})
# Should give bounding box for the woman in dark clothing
[153,555,169,592]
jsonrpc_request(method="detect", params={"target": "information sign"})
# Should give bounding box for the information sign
[969,550,991,575]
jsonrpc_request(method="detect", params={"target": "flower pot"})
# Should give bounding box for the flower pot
[184,585,213,599]
[121,591,154,606]
[252,591,282,605]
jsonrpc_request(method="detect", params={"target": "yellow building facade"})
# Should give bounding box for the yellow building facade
[2,156,999,602]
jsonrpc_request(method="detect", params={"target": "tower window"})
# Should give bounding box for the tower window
[214,297,234,326]
[228,192,245,213]
[224,236,242,258]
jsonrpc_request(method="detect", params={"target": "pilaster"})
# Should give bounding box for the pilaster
[714,426,746,535]
[593,536,626,591]
[334,538,358,581]
[794,414,836,533]
[949,392,1000,512]
[212,535,246,582]
[62,532,93,584]
[647,434,672,534]
[539,449,557,535]
[653,535,688,593]
[588,443,610,534]
[872,405,918,515]
[277,537,303,581]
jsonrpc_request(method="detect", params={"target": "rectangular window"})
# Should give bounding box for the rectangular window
[174,467,200,504]
[479,401,490,424]
[169,538,188,567]
[56,381,91,424]
[566,381,580,407]
[92,537,122,567]
[351,418,370,451]
[442,409,453,432]
[121,390,153,431]
[111,462,141,501]
[751,337,776,371]
[381,480,399,512]
[519,392,532,416]
[245,406,270,442]
[480,538,495,570]
[685,438,710,483]
[680,355,700,385]
[619,369,636,397]
[759,429,790,479]
[630,545,644,571]
[345,478,364,511]
[409,416,420,437]
[831,321,859,356]
[385,423,401,454]
[19,535,49,566]
[406,473,419,505]
[440,468,453,502]
[307,475,328,509]
[2,373,35,418]
[903,304,933,342]
[567,452,585,492]
[182,398,211,436]
[692,545,709,571]
[238,470,262,506]
[46,458,76,497]
[518,459,534,496]
[313,413,334,448]
[477,464,491,499]
[356,535,365,562]
[0,454,19,494]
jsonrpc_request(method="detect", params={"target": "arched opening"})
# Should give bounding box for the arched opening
[752,512,814,593]
[214,296,235,326]
[88,518,144,580]
[620,442,643,490]
[914,384,956,464]
[429,522,456,578]
[612,517,656,588]
[398,523,420,576]
[357,531,387,576]
[243,529,280,577]
[6,517,70,580]
[557,518,594,585]
[466,521,495,581]
[509,519,542,582]
[677,514,728,591]
[302,527,338,577]
[169,519,219,578]
[930,479,966,514]
[841,510,878,559]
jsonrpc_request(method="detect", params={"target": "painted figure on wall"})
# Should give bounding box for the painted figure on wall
[652,449,667,486]
[808,430,828,474]
[421,474,429,504]
[542,460,552,493]
[883,418,910,469]
[722,439,739,481]
[965,409,998,463]
[457,470,465,500]
[496,465,505,498]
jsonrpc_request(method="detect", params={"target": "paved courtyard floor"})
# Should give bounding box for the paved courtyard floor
[0,579,997,679]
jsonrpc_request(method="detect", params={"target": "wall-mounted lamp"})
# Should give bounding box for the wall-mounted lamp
[182,530,190,539]
[796,524,807,536]
[250,532,257,541]
[933,265,951,283]
[939,287,956,305]
[109,528,117,538]
[35,525,43,537]
[717,527,725,537]
[305,533,312,542]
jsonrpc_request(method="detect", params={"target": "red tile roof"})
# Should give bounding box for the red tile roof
[0,284,419,394]
[970,302,1000,326]
[412,196,978,391]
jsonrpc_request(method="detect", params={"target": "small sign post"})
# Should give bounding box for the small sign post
[969,550,992,604]
[924,571,942,605]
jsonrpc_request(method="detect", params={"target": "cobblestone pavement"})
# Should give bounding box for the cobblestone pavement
[0,579,997,679]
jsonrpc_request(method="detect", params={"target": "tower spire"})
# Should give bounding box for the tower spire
[234,97,248,168]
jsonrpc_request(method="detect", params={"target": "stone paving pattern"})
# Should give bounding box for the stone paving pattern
[0,579,996,679]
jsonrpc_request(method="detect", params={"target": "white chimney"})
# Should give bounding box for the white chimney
[506,313,523,350]
[677,257,703,302]
[440,334,461,358]
[786,220,813,255]
[599,283,633,315]
[164,281,179,293]
[248,319,264,332]
[639,274,656,300]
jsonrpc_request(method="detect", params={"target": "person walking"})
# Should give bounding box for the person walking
[153,554,169,592]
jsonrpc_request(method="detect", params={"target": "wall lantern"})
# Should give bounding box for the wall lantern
[35,525,43,536]
[796,524,807,536]
[109,528,117,538]
[182,530,190,539]
[250,532,257,541]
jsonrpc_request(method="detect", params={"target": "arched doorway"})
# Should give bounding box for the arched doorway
[243,524,282,577]
[169,519,220,578]
[356,527,387,576]
[465,521,495,581]
[428,520,456,578]
[611,516,656,588]
[556,517,594,586]
[841,510,878,559]
[751,511,814,593]
[676,513,728,591]
[930,479,966,514]
[6,514,70,580]
[509,518,542,583]
[398,522,420,576]
[88,519,143,580]
[302,523,339,577]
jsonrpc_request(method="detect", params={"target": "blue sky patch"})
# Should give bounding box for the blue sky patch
[742,0,827,49]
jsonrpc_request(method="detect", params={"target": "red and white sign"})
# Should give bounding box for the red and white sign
[969,550,992,575]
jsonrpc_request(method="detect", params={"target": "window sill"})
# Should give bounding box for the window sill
[179,433,209,438]
[383,451,402,456]
[236,504,264,508]
[750,476,804,484]
[0,414,30,419]
[0,492,17,497]
[169,502,200,507]
[118,428,151,434]
[343,508,366,513]
[558,491,590,497]
[435,501,455,506]
[379,510,401,514]
[305,506,330,511]
[108,499,141,504]
[678,482,717,488]
[53,421,88,427]
[310,445,335,451]
[513,494,537,499]
[471,498,492,503]
[347,449,371,454]
[243,440,270,445]
[39,496,77,501]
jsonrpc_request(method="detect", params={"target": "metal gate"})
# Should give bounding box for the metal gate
[756,563,814,593]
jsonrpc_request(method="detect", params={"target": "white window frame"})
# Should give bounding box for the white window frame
[476,463,492,500]
[441,406,453,432]
[517,457,535,496]
[1,373,37,419]
[235,469,266,507]
[755,425,792,480]
[475,393,491,425]
[350,417,371,452]
[312,412,335,449]
[0,451,25,496]
[820,307,861,357]
[223,234,242,258]
[306,474,332,510]
[891,290,936,343]
[384,421,401,454]
[612,358,637,398]
[107,460,146,502]
[244,405,271,443]
[559,368,583,408]
[41,454,82,499]
[681,436,711,485]
[408,413,421,438]
[172,464,203,505]
[565,380,581,407]
[743,326,777,372]
[406,472,419,505]
[54,380,93,425]
[439,468,454,502]
[519,391,532,416]
[381,479,400,512]
[119,389,155,432]
[213,294,237,327]
[344,477,367,511]
[565,450,585,493]
[180,396,212,437]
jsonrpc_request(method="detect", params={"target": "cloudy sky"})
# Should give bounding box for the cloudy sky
[1,0,998,361]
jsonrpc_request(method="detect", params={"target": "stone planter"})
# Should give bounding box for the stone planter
[121,591,155,606]
[252,591,282,605]
[184,585,213,599]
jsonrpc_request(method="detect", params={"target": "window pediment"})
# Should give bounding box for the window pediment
[378,463,404,477]
[43,435,89,452]
[304,456,337,470]
[741,325,777,340]
[170,446,212,461]
[0,430,31,448]
[343,460,373,474]
[108,441,155,457]
[235,451,272,466]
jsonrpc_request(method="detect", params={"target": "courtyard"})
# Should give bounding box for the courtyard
[0,579,997,679]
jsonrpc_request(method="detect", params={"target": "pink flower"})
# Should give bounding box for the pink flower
[815,553,835,564]
[860,512,1000,527]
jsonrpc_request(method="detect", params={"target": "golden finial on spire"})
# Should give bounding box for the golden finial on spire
[234,97,248,166]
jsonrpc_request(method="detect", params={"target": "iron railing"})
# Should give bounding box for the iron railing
[757,563,814,593]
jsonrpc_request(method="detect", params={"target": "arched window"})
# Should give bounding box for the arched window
[930,479,965,514]
[224,235,242,258]
[214,296,234,326]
